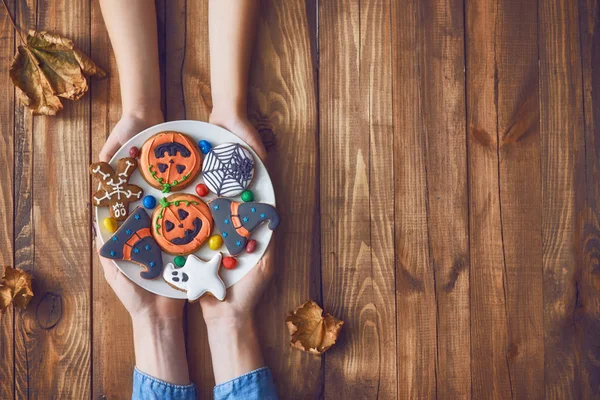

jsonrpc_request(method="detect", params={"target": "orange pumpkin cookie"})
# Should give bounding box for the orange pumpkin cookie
[139,131,202,193]
[151,193,213,255]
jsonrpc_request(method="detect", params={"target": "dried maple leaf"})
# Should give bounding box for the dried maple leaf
[286,300,343,355]
[0,266,34,313]
[9,30,106,115]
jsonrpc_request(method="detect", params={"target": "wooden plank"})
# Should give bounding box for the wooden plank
[539,0,587,398]
[417,0,471,397]
[390,0,437,397]
[247,0,321,397]
[319,0,396,397]
[90,0,136,397]
[12,0,35,398]
[0,0,16,396]
[577,0,600,396]
[468,0,544,397]
[13,0,92,397]
[164,1,214,397]
[464,0,513,397]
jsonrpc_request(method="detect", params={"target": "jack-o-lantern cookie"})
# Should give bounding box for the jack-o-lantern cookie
[90,157,144,221]
[139,131,202,193]
[151,193,213,255]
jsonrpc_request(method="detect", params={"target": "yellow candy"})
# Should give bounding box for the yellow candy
[103,217,118,233]
[208,234,223,250]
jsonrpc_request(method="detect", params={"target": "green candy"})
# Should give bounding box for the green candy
[174,256,186,268]
[241,190,254,202]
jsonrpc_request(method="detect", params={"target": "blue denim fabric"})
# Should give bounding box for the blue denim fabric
[132,367,197,400]
[132,366,278,400]
[214,367,278,400]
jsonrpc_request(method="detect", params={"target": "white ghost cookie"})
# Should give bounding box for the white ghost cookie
[163,253,226,301]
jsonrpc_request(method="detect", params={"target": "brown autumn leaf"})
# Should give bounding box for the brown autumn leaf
[0,266,34,313]
[286,300,343,355]
[9,30,106,115]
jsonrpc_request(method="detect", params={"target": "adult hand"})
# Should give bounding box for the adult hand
[99,111,164,162]
[200,243,275,384]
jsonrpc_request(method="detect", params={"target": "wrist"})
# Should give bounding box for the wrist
[122,105,164,123]
[205,316,264,384]
[132,316,190,385]
[210,103,248,126]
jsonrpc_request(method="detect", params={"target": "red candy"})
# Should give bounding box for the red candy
[129,146,139,158]
[195,183,209,197]
[222,256,237,270]
[245,240,257,254]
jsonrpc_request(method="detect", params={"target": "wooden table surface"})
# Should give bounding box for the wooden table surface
[1,0,599,398]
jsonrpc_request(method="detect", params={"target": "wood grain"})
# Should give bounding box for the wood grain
[90,0,137,397]
[391,0,438,397]
[540,0,587,398]
[0,0,15,397]
[319,0,397,397]
[464,0,512,397]
[418,0,471,397]
[248,0,321,397]
[13,0,92,397]
[578,0,600,396]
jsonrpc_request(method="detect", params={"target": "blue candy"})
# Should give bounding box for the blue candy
[198,140,213,154]
[143,195,157,209]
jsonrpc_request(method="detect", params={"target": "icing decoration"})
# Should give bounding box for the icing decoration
[162,253,226,301]
[103,217,118,233]
[129,146,139,158]
[198,140,212,154]
[241,190,254,202]
[222,256,237,270]
[174,255,186,267]
[208,234,223,250]
[151,193,214,255]
[209,198,280,256]
[202,143,255,197]
[99,207,163,279]
[143,195,157,209]
[195,183,209,197]
[245,239,257,254]
[139,131,202,193]
[90,157,144,221]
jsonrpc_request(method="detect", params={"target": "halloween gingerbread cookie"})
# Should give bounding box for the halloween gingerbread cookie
[210,198,280,256]
[139,131,202,193]
[90,157,143,221]
[202,143,255,197]
[163,253,226,301]
[151,193,213,255]
[99,207,163,279]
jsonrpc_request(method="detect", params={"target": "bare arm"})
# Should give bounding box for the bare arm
[208,0,267,160]
[98,0,164,161]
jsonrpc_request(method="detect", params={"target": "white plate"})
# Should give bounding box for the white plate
[95,120,275,299]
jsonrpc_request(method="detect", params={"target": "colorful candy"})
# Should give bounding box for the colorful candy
[195,183,209,197]
[174,255,186,268]
[143,195,157,209]
[245,239,257,254]
[129,146,139,158]
[222,256,237,270]
[241,190,254,202]
[208,234,223,250]
[198,140,212,155]
[103,217,118,233]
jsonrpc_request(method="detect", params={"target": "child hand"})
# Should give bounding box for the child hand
[209,113,268,162]
[99,111,164,162]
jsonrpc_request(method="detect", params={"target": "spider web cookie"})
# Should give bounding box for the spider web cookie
[202,143,255,197]
[90,157,144,221]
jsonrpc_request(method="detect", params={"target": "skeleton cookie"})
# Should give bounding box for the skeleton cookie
[90,157,144,221]
[163,253,226,301]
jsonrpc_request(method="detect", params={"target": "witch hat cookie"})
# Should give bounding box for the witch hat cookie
[163,253,226,301]
[209,198,280,256]
[99,207,163,279]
